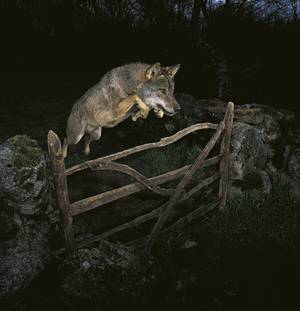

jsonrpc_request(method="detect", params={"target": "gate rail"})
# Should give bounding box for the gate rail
[48,102,234,256]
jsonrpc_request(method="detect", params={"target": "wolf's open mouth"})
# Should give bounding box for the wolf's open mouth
[165,111,176,116]
[156,104,176,116]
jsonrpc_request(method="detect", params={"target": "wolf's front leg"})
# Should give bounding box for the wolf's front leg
[114,94,149,122]
[131,95,150,122]
[131,108,150,122]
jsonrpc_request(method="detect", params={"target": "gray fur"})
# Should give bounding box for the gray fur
[63,62,180,157]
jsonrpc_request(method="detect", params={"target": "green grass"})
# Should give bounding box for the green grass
[141,140,203,176]
[199,180,300,249]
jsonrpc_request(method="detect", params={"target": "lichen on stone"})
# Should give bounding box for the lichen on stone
[9,135,44,169]
[0,135,51,299]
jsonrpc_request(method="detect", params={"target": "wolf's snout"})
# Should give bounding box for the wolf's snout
[167,104,181,116]
[173,102,181,113]
[174,105,181,113]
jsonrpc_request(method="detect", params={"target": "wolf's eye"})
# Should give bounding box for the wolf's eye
[159,89,167,95]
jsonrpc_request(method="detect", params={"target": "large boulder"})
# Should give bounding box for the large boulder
[229,121,274,197]
[287,122,300,145]
[0,135,49,215]
[0,135,51,298]
[242,104,296,144]
[230,122,272,182]
[0,220,50,298]
[287,147,300,183]
[63,240,158,310]
[169,95,300,197]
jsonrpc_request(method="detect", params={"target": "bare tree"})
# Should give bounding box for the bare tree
[289,0,298,20]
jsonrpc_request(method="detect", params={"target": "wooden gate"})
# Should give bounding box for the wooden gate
[48,102,234,256]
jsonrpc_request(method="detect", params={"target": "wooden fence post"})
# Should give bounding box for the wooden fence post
[48,130,75,256]
[219,102,234,210]
[146,120,226,253]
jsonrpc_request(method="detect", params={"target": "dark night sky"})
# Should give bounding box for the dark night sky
[0,0,299,110]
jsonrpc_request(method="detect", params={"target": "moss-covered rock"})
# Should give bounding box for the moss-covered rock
[0,135,50,216]
[0,135,51,299]
[10,135,44,169]
[229,122,273,196]
[0,221,50,299]
[63,241,158,310]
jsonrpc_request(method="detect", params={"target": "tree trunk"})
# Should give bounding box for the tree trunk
[225,0,232,16]
[191,0,201,31]
[290,0,298,21]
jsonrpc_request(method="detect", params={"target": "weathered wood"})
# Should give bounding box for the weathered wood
[146,120,225,253]
[197,99,262,124]
[54,173,220,254]
[47,130,75,256]
[50,104,234,256]
[66,122,218,176]
[161,199,219,237]
[77,173,220,248]
[219,102,234,210]
[125,199,220,249]
[70,155,220,216]
[88,161,175,197]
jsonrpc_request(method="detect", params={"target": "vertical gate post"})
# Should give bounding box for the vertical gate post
[219,102,234,210]
[146,120,225,253]
[48,130,75,256]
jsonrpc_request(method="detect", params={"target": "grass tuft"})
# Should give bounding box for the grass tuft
[199,180,300,249]
[142,141,203,176]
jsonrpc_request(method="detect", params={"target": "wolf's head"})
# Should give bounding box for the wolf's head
[138,63,181,117]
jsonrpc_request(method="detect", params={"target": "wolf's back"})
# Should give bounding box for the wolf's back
[67,62,151,127]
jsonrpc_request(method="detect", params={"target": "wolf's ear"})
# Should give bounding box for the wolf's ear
[164,64,180,78]
[145,63,161,80]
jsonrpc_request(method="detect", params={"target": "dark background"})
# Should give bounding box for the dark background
[0,0,299,112]
[0,2,300,310]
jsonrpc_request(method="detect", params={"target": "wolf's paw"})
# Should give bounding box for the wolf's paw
[140,106,150,119]
[131,112,140,122]
[62,149,67,158]
[154,109,164,118]
[132,108,150,121]
[84,144,90,155]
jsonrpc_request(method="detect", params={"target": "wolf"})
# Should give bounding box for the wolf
[62,62,181,157]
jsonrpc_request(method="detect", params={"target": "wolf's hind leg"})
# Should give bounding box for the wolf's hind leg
[63,124,86,158]
[84,126,102,155]
[62,138,69,158]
